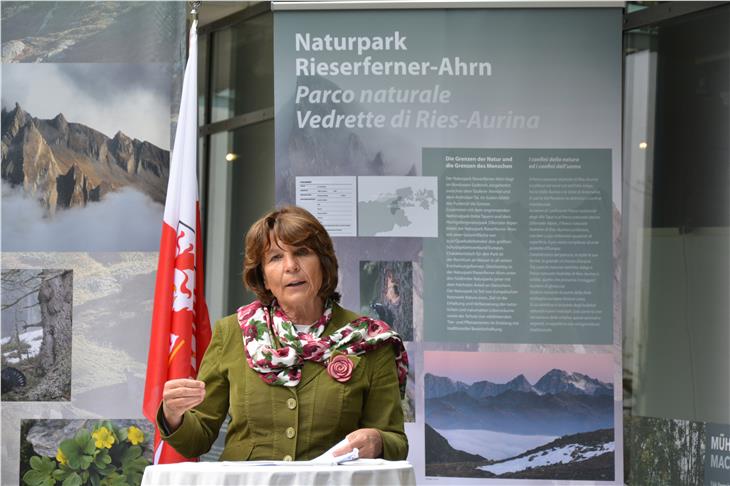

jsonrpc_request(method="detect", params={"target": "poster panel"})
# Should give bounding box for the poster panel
[274,7,622,483]
[0,3,184,483]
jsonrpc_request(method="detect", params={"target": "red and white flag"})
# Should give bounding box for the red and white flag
[143,19,211,465]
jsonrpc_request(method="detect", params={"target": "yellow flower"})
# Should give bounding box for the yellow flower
[56,448,68,466]
[127,426,145,445]
[92,426,115,449]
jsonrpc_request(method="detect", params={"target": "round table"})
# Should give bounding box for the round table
[141,458,416,485]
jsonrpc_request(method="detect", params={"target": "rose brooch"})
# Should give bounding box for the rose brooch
[326,353,359,383]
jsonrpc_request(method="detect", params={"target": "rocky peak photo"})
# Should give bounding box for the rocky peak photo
[1,103,169,216]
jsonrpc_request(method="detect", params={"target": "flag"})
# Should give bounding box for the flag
[143,19,211,465]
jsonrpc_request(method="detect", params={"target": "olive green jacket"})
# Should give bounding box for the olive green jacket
[158,304,408,461]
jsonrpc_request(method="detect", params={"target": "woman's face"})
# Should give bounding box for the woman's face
[262,237,323,318]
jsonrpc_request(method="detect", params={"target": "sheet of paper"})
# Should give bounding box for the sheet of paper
[217,438,360,466]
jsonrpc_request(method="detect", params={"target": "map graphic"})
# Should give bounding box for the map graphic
[358,177,438,237]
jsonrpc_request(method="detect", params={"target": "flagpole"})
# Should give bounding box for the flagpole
[190,2,201,21]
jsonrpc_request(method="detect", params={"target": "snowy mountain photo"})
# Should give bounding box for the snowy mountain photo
[424,350,615,481]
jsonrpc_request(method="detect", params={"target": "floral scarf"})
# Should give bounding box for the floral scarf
[238,300,408,397]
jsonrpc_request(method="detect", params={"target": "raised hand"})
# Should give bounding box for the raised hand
[162,379,206,431]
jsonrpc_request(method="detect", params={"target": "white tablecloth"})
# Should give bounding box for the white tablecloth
[141,459,416,486]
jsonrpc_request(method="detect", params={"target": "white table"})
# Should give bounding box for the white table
[141,458,416,486]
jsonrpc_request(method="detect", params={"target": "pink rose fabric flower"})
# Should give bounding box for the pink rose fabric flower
[327,354,354,383]
[237,302,259,322]
[303,341,328,361]
[244,325,258,339]
[367,319,390,337]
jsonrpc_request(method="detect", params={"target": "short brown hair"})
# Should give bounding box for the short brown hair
[243,206,340,305]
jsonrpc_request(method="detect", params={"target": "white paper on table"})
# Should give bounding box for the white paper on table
[215,438,359,467]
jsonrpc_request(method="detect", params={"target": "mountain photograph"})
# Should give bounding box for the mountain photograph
[2,103,168,212]
[1,63,171,251]
[424,350,615,481]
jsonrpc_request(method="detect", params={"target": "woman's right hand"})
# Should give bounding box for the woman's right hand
[162,379,206,431]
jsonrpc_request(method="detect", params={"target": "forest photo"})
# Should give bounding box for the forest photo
[625,416,705,485]
[1,269,72,401]
[359,260,414,341]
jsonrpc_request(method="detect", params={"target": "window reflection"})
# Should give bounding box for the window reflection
[210,13,273,122]
[623,4,729,485]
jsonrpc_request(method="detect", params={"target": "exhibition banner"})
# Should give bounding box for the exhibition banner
[1,3,186,484]
[274,7,622,483]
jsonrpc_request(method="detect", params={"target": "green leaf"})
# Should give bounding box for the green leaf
[29,456,43,471]
[61,472,82,486]
[122,459,147,477]
[24,456,60,485]
[74,429,91,446]
[60,440,81,462]
[73,429,96,457]
[22,469,46,486]
[127,472,144,485]
[37,457,57,475]
[96,463,117,477]
[79,455,94,470]
[52,469,69,481]
[93,451,110,469]
[114,477,129,486]
[103,474,128,486]
[89,470,101,486]
[255,321,268,337]
[80,438,96,455]
[66,456,81,471]
[120,445,141,464]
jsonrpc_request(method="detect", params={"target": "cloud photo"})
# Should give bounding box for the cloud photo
[2,184,163,251]
[2,63,171,149]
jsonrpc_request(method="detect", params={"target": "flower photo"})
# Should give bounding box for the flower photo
[19,419,153,486]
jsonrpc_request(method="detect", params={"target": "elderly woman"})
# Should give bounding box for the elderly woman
[158,206,408,461]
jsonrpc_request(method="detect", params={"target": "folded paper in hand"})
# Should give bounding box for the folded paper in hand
[310,437,359,465]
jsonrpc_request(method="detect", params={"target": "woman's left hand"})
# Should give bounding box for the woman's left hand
[332,428,383,458]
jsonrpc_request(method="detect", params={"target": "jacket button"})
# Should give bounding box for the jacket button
[287,398,297,410]
[283,455,293,461]
[286,427,296,439]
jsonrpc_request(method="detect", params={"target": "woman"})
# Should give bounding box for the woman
[158,206,408,461]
